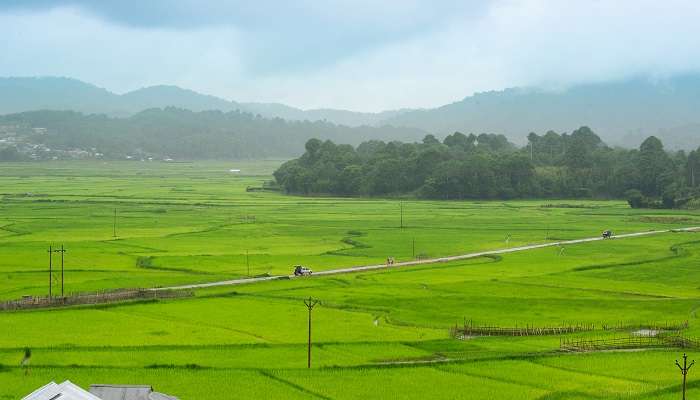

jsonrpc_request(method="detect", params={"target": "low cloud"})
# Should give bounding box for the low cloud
[2,0,700,111]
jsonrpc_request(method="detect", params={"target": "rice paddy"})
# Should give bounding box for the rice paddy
[1,161,699,399]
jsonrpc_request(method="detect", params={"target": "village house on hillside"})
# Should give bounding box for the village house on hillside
[22,381,179,400]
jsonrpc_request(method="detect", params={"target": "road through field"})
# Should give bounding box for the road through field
[153,227,700,291]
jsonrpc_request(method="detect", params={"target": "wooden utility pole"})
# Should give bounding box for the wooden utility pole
[47,245,53,298]
[304,297,319,369]
[676,353,695,400]
[692,166,696,188]
[56,245,66,297]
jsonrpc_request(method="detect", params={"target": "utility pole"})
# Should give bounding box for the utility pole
[56,245,66,297]
[304,297,319,369]
[692,166,696,188]
[113,209,117,238]
[47,245,53,298]
[676,353,695,400]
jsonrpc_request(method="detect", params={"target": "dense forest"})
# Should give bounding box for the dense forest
[274,127,700,208]
[0,108,425,160]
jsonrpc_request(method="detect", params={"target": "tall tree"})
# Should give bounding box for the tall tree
[638,136,673,197]
[687,149,700,187]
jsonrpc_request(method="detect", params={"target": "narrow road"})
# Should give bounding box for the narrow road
[152,227,700,291]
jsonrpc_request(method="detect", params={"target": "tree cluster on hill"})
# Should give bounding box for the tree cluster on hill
[0,108,426,160]
[274,127,700,208]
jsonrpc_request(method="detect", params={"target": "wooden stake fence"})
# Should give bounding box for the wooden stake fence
[0,288,192,311]
[452,320,596,338]
[560,335,700,352]
[452,319,690,339]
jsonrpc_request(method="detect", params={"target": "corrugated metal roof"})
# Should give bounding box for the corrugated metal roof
[89,385,178,400]
[89,385,150,400]
[22,381,103,400]
[148,393,179,400]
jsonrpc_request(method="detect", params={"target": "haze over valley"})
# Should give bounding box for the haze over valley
[2,74,700,161]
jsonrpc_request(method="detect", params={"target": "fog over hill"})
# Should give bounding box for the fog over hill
[0,77,409,126]
[2,75,700,149]
[385,75,700,149]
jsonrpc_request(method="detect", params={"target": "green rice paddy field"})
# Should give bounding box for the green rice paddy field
[1,161,700,399]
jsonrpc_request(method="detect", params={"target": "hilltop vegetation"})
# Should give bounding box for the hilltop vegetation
[0,108,425,160]
[275,127,700,208]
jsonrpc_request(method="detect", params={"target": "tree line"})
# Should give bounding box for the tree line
[274,127,700,208]
[0,108,425,160]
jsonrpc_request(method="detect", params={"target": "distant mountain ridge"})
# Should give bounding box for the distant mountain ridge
[2,75,700,149]
[121,85,238,115]
[240,102,412,127]
[384,76,700,149]
[0,77,411,126]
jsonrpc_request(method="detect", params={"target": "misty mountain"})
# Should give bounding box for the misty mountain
[0,77,121,115]
[0,77,409,126]
[3,75,700,150]
[622,123,700,151]
[0,108,426,160]
[120,85,240,115]
[384,75,700,149]
[240,102,411,127]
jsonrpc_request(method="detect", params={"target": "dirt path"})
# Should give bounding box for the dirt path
[152,227,700,291]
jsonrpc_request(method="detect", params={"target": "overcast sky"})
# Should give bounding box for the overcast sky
[2,0,700,111]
